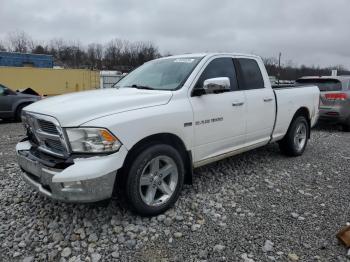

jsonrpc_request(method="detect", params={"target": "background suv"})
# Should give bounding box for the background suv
[296,76,350,131]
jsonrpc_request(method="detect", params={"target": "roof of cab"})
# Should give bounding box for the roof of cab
[160,53,261,59]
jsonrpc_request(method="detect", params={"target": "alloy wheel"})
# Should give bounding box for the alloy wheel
[294,122,307,151]
[139,155,178,206]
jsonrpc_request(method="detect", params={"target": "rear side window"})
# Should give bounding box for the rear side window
[195,57,238,91]
[296,79,342,91]
[235,58,265,90]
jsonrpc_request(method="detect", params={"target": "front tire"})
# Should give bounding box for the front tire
[124,144,185,216]
[15,104,27,122]
[279,116,309,157]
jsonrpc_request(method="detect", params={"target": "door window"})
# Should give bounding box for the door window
[195,57,238,91]
[236,58,265,90]
[0,86,4,96]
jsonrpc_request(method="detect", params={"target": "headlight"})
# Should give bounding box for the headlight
[65,128,122,153]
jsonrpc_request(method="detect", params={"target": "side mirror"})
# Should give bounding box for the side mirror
[203,77,230,94]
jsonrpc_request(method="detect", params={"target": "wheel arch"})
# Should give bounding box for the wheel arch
[122,133,193,185]
[290,107,311,138]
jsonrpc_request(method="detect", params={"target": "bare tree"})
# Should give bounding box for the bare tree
[87,43,97,68]
[262,57,278,67]
[0,40,6,51]
[2,31,161,70]
[95,43,103,69]
[7,31,34,53]
[262,56,350,80]
[104,39,124,69]
[48,38,65,61]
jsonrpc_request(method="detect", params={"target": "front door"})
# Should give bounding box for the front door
[189,57,246,163]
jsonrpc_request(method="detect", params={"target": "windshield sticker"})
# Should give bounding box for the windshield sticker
[174,59,195,63]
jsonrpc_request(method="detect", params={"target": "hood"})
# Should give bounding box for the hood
[24,88,172,126]
[16,92,41,99]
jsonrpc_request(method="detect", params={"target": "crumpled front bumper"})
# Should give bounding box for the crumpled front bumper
[16,140,128,203]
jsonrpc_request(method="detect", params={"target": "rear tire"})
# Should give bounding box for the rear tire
[124,144,184,216]
[279,116,309,157]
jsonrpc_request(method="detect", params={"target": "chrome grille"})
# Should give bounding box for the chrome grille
[22,112,69,158]
[37,119,59,135]
[45,139,65,152]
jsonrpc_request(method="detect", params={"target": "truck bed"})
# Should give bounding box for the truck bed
[271,85,320,142]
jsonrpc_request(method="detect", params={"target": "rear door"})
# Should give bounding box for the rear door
[189,56,246,163]
[234,58,275,145]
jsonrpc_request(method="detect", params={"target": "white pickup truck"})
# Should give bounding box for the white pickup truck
[16,53,320,216]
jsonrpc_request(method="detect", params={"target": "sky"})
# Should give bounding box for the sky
[1,0,350,68]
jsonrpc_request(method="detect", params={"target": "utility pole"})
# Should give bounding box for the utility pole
[278,52,282,86]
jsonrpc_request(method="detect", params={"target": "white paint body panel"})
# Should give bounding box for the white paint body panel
[86,92,195,152]
[18,53,320,183]
[272,86,320,141]
[243,57,276,145]
[244,88,275,145]
[24,88,172,127]
[189,91,246,162]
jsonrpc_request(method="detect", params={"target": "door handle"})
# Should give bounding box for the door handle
[263,98,273,102]
[232,102,244,107]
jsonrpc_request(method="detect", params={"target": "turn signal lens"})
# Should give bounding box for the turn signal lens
[100,129,116,142]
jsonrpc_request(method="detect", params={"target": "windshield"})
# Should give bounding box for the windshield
[115,57,203,90]
[0,84,16,95]
[296,78,342,91]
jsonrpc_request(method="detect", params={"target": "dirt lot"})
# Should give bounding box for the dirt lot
[0,121,350,262]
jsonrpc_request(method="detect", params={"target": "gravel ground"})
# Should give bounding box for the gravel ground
[1,121,350,262]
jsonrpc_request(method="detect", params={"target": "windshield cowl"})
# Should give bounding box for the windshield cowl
[126,84,155,90]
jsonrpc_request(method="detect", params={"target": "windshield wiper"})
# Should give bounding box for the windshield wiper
[127,84,155,90]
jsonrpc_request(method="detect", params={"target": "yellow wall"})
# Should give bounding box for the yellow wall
[0,67,100,96]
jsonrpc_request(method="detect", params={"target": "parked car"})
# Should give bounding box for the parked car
[16,53,320,216]
[0,84,41,121]
[296,76,350,131]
